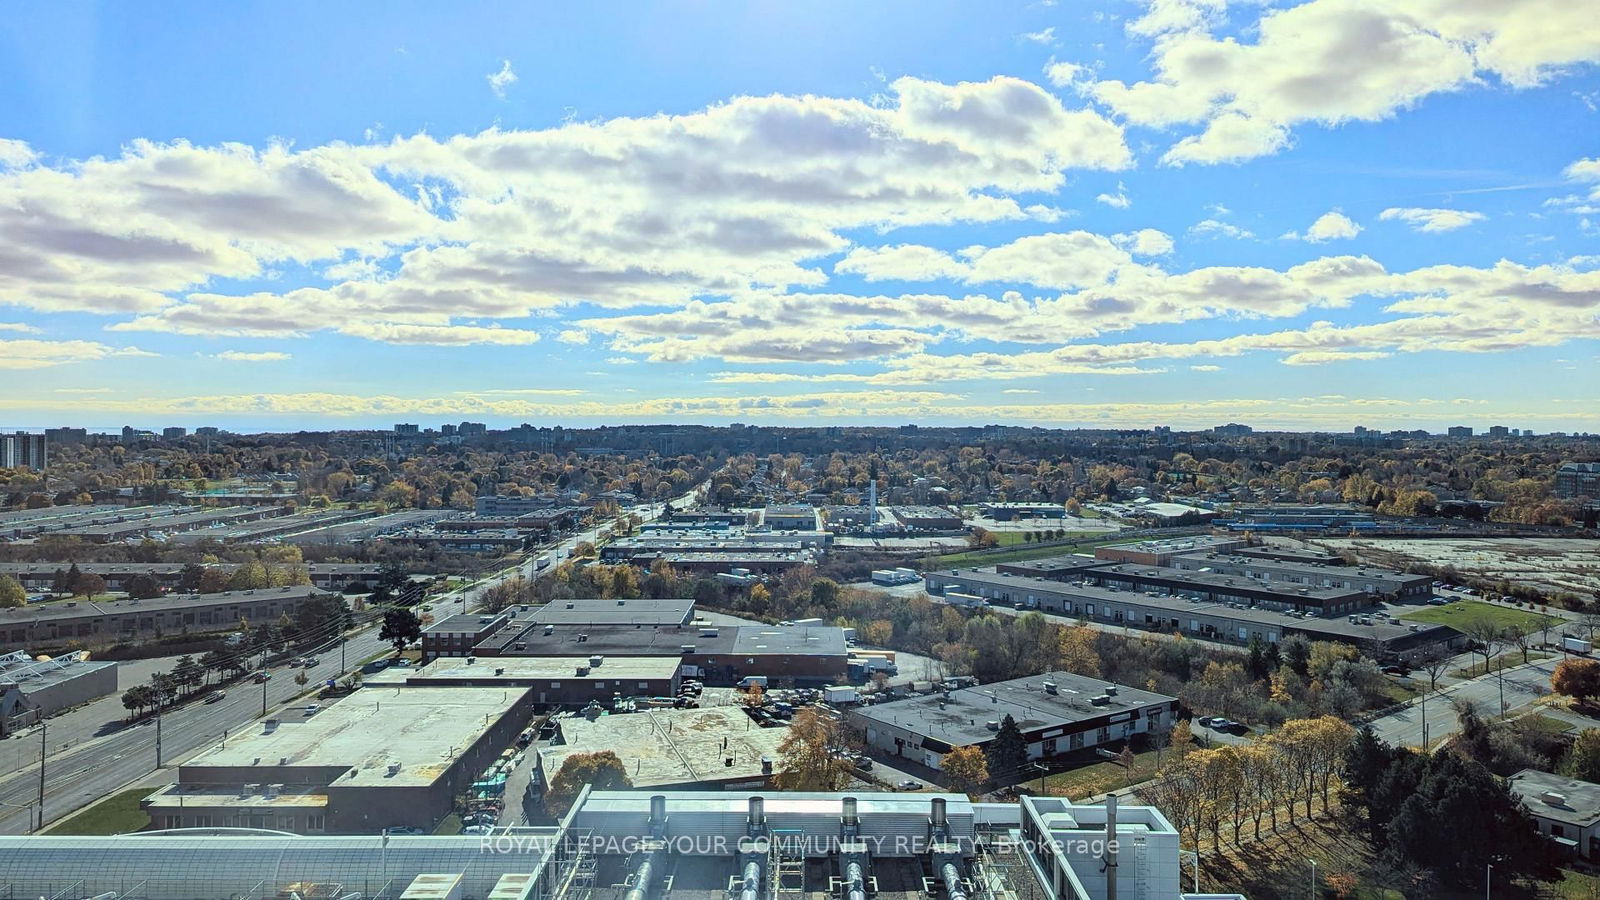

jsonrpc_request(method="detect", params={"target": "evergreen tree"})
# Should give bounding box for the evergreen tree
[985,714,1029,784]
[1384,753,1559,887]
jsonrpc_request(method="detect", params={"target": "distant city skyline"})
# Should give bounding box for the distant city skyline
[2,1,1598,430]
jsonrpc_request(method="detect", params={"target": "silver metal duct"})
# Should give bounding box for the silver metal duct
[940,861,968,900]
[842,797,858,829]
[748,796,765,831]
[649,794,667,833]
[930,797,947,831]
[739,859,762,900]
[843,859,867,900]
[622,851,660,900]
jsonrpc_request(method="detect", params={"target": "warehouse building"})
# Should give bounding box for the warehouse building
[370,654,683,706]
[761,504,819,530]
[539,705,780,790]
[56,505,290,543]
[0,504,191,541]
[995,556,1108,579]
[1164,552,1430,600]
[924,568,1457,655]
[526,598,696,628]
[849,672,1178,771]
[476,622,849,686]
[979,502,1068,521]
[0,650,119,736]
[890,505,964,531]
[420,611,514,660]
[1092,536,1246,566]
[0,562,385,593]
[1083,564,1371,615]
[0,585,332,647]
[636,551,816,575]
[140,685,534,834]
[1509,769,1600,860]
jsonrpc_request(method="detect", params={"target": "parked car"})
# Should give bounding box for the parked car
[205,690,226,704]
[852,755,873,771]
[896,779,921,791]
[1196,716,1222,728]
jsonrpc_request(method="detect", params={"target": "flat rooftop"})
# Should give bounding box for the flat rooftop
[525,598,694,627]
[402,655,683,684]
[57,505,280,537]
[994,555,1107,576]
[1171,553,1425,586]
[1509,769,1600,827]
[853,672,1174,749]
[0,585,327,625]
[1090,563,1366,602]
[1097,536,1243,555]
[182,686,525,787]
[481,623,848,658]
[0,651,116,693]
[546,706,785,787]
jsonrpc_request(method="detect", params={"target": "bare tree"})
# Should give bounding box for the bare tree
[1461,619,1506,680]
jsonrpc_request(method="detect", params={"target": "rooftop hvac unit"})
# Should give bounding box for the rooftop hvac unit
[543,625,554,635]
[1543,791,1569,807]
[243,783,259,797]
[985,720,1000,731]
[576,665,590,676]
[590,655,604,667]
[1105,685,1118,696]
[387,762,402,776]
[1091,695,1111,706]
[1042,681,1057,694]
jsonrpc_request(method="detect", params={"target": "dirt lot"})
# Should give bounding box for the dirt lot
[1318,537,1600,596]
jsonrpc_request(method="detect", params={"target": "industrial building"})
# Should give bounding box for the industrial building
[0,504,192,541]
[1216,506,1379,532]
[56,505,290,543]
[993,556,1106,580]
[1230,545,1345,566]
[526,598,696,628]
[924,568,1457,656]
[0,788,1223,900]
[640,551,817,576]
[170,508,376,545]
[762,505,819,530]
[890,506,964,531]
[421,611,515,660]
[369,655,683,706]
[1163,552,1430,600]
[476,622,850,686]
[539,705,780,790]
[1083,564,1370,615]
[0,585,333,647]
[848,672,1177,771]
[384,528,528,554]
[1092,536,1246,566]
[0,561,385,593]
[141,685,535,834]
[1509,769,1600,860]
[0,650,118,736]
[979,503,1067,521]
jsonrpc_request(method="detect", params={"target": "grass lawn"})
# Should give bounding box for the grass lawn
[930,534,1128,569]
[45,788,151,835]
[1453,650,1553,679]
[1549,868,1600,898]
[1041,747,1165,799]
[1400,598,1559,634]
[1198,810,1397,899]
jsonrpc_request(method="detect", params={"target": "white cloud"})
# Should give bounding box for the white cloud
[1020,27,1058,45]
[1096,182,1131,208]
[1044,61,1089,90]
[214,350,291,362]
[0,322,40,333]
[557,329,590,345]
[1284,210,1362,242]
[487,60,518,99]
[835,245,970,282]
[1001,388,1041,393]
[1113,229,1175,256]
[1189,219,1254,240]
[0,139,38,169]
[337,323,542,346]
[1094,0,1600,166]
[1190,364,1222,372]
[0,339,153,370]
[1279,350,1392,365]
[30,76,1128,345]
[1378,207,1487,232]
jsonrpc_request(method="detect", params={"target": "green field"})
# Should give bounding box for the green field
[1399,599,1559,634]
[930,534,1128,568]
[45,788,151,835]
[1041,747,1164,799]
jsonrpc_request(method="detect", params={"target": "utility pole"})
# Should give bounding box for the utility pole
[261,646,270,717]
[36,720,46,834]
[155,700,163,768]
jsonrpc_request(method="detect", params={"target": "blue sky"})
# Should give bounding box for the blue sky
[1,0,1597,432]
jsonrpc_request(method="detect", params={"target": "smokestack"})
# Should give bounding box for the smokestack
[1104,794,1118,900]
[930,797,947,830]
[649,795,667,833]
[842,796,858,828]
[749,795,765,830]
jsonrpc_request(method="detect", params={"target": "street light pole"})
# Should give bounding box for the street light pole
[36,720,46,834]
[1308,859,1317,899]
[1486,862,1493,900]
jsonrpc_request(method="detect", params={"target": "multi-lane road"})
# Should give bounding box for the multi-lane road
[0,489,705,834]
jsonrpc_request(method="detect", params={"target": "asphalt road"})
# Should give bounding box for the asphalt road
[1366,655,1560,748]
[0,484,705,833]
